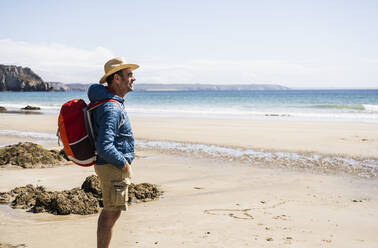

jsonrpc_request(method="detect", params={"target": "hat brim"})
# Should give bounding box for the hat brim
[99,64,139,84]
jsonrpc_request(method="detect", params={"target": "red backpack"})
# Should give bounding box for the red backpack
[57,99,119,166]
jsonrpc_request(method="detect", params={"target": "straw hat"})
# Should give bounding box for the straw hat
[99,57,139,84]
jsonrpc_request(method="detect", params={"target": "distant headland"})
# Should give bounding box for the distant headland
[0,64,290,91]
[0,65,49,91]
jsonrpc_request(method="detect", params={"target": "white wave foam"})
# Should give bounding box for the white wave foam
[136,139,378,177]
[0,103,61,113]
[1,101,378,122]
[136,140,269,159]
[363,104,378,112]
[127,107,378,123]
[0,130,56,140]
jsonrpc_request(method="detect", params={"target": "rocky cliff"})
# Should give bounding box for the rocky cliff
[0,65,50,91]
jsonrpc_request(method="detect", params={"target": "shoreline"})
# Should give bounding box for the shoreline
[2,99,378,123]
[1,113,377,179]
[2,110,378,125]
[0,113,378,159]
[1,113,377,158]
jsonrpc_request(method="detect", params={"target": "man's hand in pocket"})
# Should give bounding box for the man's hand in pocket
[121,162,132,178]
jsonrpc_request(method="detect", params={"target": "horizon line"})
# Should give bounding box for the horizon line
[57,82,378,90]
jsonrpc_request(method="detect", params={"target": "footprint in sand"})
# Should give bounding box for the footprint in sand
[273,214,290,221]
[204,208,254,220]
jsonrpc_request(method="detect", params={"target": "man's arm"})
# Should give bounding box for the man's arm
[95,102,127,169]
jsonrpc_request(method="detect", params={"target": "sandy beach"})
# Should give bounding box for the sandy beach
[0,113,378,247]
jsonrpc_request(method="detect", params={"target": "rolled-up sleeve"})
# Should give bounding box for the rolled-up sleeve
[95,103,127,169]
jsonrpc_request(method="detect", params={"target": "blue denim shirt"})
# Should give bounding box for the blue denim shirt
[87,84,134,169]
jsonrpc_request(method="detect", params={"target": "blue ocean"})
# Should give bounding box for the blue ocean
[0,89,378,123]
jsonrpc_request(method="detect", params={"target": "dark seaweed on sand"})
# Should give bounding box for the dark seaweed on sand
[0,175,162,215]
[0,142,68,168]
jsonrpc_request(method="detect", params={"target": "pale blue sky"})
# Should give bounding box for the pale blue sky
[1,0,378,88]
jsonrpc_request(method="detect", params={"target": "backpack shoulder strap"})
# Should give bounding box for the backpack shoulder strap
[87,99,125,132]
[88,99,121,111]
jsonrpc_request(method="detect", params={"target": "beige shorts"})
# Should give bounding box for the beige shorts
[94,163,130,211]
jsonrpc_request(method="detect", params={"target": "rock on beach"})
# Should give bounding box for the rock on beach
[0,175,162,215]
[20,105,41,110]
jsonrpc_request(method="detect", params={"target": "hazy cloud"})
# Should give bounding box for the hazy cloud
[0,39,377,88]
[0,39,114,83]
[138,58,378,88]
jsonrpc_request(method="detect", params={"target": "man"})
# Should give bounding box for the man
[87,57,138,248]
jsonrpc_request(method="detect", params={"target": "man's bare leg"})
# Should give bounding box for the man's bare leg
[97,209,121,248]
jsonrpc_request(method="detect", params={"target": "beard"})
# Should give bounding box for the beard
[127,81,134,92]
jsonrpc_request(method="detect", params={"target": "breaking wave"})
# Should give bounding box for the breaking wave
[311,104,378,112]
[312,104,365,110]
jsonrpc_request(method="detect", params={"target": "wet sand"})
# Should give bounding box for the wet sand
[0,113,377,158]
[0,113,378,247]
